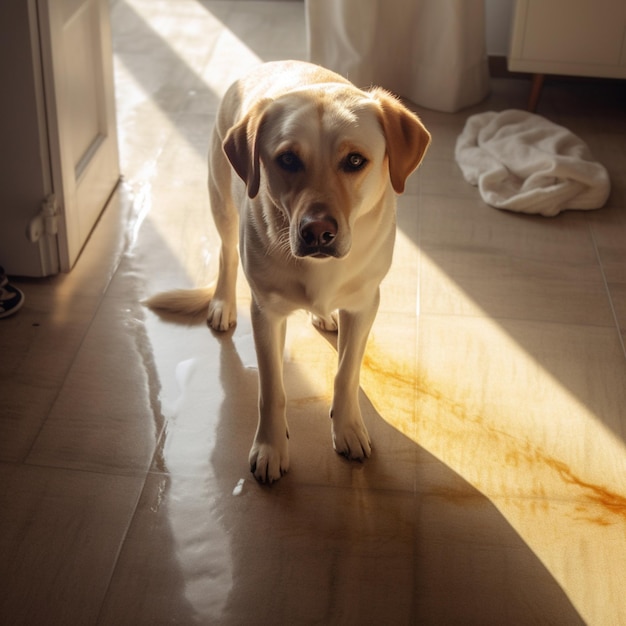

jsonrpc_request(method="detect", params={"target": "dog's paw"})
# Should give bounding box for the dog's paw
[311,311,339,332]
[207,298,237,331]
[331,417,372,460]
[249,439,290,484]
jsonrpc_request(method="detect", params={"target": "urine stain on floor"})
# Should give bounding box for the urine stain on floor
[361,338,626,522]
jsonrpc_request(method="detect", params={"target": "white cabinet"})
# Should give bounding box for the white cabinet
[508,0,626,79]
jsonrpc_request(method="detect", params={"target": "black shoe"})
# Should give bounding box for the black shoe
[0,267,25,318]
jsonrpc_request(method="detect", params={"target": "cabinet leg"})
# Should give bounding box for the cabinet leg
[528,73,545,112]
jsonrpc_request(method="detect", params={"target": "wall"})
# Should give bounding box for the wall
[486,0,515,55]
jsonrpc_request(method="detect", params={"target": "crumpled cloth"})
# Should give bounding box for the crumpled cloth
[455,110,611,216]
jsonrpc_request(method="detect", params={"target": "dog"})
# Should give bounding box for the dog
[146,60,430,483]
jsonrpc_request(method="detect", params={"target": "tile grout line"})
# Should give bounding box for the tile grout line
[587,214,626,361]
[94,470,151,626]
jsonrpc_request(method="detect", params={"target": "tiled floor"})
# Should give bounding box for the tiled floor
[2,1,626,624]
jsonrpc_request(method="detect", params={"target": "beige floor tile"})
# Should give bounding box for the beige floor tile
[415,494,586,624]
[204,0,308,62]
[0,380,58,462]
[0,463,143,625]
[0,289,93,388]
[419,194,599,268]
[99,474,423,625]
[487,492,626,626]
[418,194,615,325]
[111,0,219,114]
[585,133,626,205]
[26,295,162,474]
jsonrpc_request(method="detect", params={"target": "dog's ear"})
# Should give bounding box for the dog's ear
[222,99,271,199]
[370,88,431,194]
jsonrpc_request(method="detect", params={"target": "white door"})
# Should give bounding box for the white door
[38,0,120,271]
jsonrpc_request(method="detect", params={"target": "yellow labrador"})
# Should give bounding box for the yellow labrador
[147,60,430,483]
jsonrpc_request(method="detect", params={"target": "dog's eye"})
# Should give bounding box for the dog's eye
[277,151,303,173]
[343,153,367,172]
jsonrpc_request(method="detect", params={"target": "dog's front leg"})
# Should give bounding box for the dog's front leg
[249,299,290,483]
[331,290,379,460]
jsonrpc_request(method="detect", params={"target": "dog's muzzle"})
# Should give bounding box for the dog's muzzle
[296,214,341,258]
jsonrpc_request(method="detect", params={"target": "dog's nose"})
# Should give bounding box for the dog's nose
[299,215,338,248]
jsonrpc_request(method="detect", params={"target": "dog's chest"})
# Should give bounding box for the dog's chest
[259,258,382,318]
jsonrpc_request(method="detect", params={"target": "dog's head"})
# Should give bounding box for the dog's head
[223,84,430,260]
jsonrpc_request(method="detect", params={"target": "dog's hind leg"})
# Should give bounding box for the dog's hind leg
[248,299,290,483]
[310,311,339,332]
[207,130,239,331]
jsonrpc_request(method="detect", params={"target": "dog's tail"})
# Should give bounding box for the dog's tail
[143,288,214,317]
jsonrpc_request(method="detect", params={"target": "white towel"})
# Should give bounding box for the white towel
[455,110,611,216]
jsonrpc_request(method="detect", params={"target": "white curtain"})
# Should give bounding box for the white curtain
[305,0,490,113]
